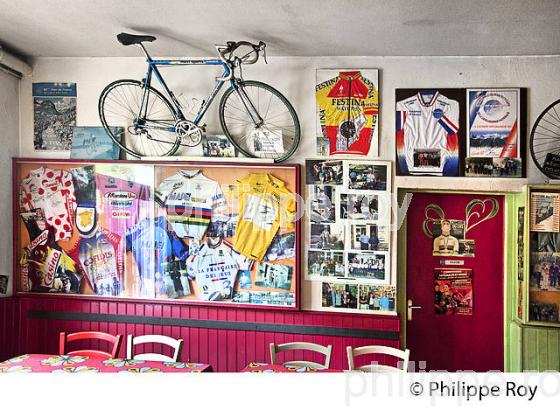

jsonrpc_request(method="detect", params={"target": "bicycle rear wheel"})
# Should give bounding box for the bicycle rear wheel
[530,99,560,178]
[98,79,180,157]
[219,80,300,162]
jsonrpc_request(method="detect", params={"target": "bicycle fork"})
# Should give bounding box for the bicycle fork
[232,81,264,127]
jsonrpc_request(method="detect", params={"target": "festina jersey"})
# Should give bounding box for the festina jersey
[156,170,227,240]
[186,241,251,301]
[396,91,460,175]
[125,216,189,297]
[20,167,77,241]
[69,226,124,296]
[316,71,379,155]
[96,173,151,237]
[226,173,296,261]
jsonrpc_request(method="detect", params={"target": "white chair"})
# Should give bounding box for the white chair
[347,345,410,372]
[127,335,183,362]
[270,342,332,369]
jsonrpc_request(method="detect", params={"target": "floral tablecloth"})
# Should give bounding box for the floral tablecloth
[241,362,342,373]
[0,354,212,373]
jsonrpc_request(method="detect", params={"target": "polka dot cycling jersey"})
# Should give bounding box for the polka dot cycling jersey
[20,167,77,241]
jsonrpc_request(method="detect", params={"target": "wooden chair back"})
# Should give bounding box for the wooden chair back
[59,331,122,359]
[347,345,410,372]
[127,334,183,362]
[270,342,332,369]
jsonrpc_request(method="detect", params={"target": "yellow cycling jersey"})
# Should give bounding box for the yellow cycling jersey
[226,173,296,261]
[316,71,379,155]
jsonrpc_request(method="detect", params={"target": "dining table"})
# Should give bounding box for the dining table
[240,362,343,373]
[0,354,212,373]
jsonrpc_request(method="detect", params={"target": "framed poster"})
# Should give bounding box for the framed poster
[395,88,465,176]
[70,127,122,160]
[33,82,77,151]
[305,159,392,291]
[13,158,301,310]
[316,69,379,157]
[530,192,560,232]
[434,268,473,315]
[465,88,524,178]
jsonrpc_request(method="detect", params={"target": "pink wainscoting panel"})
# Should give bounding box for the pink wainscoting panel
[0,297,400,371]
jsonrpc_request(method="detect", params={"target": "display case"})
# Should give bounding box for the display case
[527,186,560,325]
[13,158,301,310]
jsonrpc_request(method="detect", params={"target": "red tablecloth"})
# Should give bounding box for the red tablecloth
[0,354,212,373]
[241,362,342,373]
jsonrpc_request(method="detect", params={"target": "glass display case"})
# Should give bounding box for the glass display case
[13,158,301,310]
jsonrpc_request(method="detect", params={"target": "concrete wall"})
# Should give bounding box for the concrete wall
[16,55,560,310]
[0,69,20,297]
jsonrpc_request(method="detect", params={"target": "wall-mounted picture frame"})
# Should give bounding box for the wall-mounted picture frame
[316,69,379,157]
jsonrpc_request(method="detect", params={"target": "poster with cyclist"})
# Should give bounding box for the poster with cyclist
[466,88,522,177]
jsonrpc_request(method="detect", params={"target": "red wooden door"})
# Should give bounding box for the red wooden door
[405,192,504,371]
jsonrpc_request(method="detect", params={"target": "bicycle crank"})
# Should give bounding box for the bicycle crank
[175,120,203,147]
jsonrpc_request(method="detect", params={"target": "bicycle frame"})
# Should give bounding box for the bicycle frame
[135,43,265,134]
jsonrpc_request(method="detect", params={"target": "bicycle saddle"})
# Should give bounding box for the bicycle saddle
[117,33,156,46]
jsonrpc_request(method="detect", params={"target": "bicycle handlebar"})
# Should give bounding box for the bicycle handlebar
[218,41,266,66]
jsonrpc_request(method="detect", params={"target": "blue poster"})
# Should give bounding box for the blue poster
[70,127,121,160]
[33,82,77,151]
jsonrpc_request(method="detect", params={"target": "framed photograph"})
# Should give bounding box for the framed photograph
[0,275,8,295]
[338,191,379,222]
[348,224,389,251]
[305,159,343,185]
[465,157,522,177]
[70,126,122,160]
[346,162,388,191]
[358,285,396,312]
[202,134,236,158]
[322,282,359,309]
[309,185,336,223]
[254,263,293,290]
[432,219,465,256]
[316,69,379,157]
[530,252,560,292]
[307,250,345,278]
[347,252,388,283]
[310,223,345,251]
[529,303,559,323]
[264,232,296,261]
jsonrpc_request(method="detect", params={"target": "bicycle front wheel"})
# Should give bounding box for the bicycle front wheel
[98,79,180,157]
[530,98,560,178]
[219,80,300,162]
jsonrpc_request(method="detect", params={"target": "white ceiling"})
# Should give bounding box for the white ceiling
[1,0,560,58]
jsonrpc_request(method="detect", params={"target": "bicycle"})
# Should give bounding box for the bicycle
[98,33,300,161]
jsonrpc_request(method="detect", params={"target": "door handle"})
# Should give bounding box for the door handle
[407,299,421,321]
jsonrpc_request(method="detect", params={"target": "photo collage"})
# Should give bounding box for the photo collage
[305,159,395,313]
